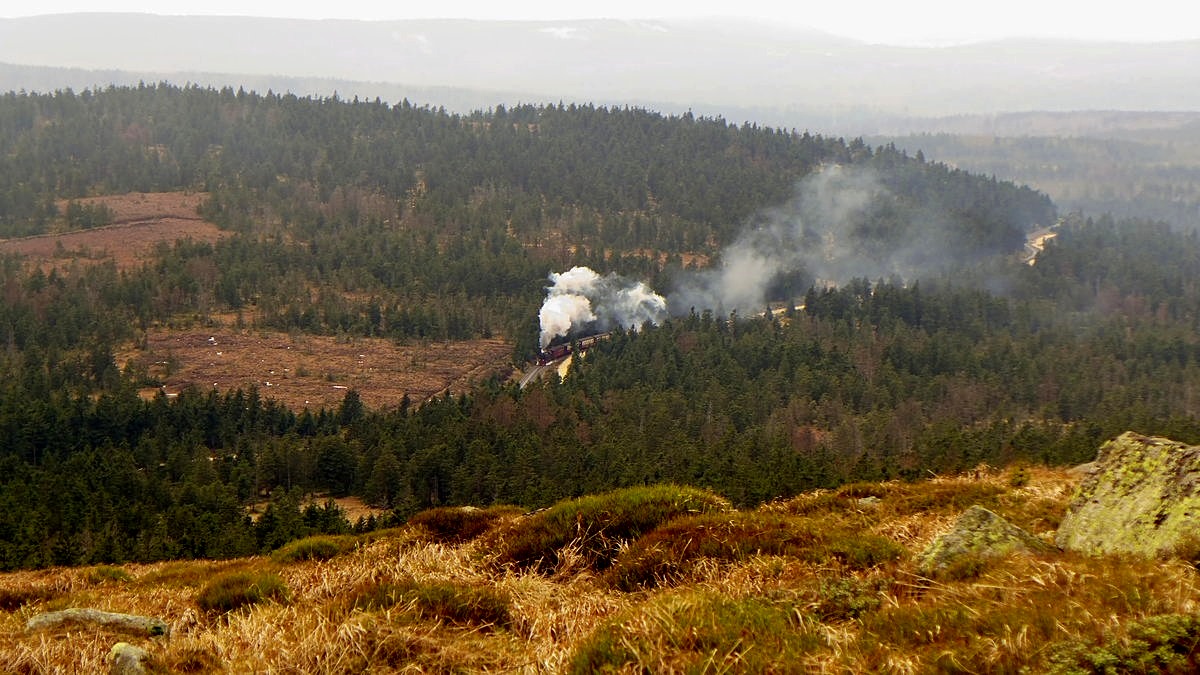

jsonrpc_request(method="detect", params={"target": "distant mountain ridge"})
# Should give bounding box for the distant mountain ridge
[2,13,1199,118]
[0,61,536,115]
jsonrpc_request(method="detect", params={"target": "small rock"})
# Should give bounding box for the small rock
[917,505,1053,576]
[108,642,150,675]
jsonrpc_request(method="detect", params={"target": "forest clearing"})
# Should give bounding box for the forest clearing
[0,191,223,271]
[117,329,514,411]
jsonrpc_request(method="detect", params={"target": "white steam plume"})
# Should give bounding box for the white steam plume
[669,164,959,315]
[538,266,668,347]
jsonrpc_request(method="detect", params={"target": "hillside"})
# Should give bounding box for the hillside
[872,113,1200,230]
[3,466,1198,672]
[6,83,1200,573]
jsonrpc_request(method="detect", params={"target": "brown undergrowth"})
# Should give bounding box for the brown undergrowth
[2,466,1198,673]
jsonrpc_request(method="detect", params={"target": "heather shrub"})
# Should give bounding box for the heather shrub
[779,479,1005,521]
[605,511,821,590]
[807,577,886,621]
[836,482,892,500]
[407,505,523,544]
[1008,464,1031,488]
[1170,533,1200,569]
[0,585,60,611]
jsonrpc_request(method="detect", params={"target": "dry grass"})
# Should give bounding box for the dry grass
[3,467,1199,673]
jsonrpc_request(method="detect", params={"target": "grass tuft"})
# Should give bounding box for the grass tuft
[270,534,358,563]
[349,579,511,628]
[824,532,907,569]
[195,571,290,613]
[936,552,992,581]
[569,591,823,673]
[606,511,902,590]
[138,560,253,588]
[485,484,730,573]
[86,565,134,584]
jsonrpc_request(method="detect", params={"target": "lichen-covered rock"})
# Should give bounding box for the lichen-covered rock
[25,608,169,637]
[917,505,1052,576]
[1056,431,1200,556]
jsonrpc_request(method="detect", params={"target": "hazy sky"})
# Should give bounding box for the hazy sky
[2,1,1196,46]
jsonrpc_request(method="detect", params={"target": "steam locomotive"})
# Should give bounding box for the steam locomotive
[536,332,611,366]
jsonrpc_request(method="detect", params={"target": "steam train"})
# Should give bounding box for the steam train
[536,332,611,366]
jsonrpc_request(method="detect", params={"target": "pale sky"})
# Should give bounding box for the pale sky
[1,1,1197,46]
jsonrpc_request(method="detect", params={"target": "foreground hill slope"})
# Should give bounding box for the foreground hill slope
[4,465,1198,673]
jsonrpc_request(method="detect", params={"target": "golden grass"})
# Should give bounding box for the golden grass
[2,467,1198,673]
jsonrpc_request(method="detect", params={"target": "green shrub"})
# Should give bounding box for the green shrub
[808,577,885,621]
[350,579,510,628]
[487,484,730,573]
[569,592,822,674]
[407,505,523,544]
[1046,613,1200,674]
[196,571,290,613]
[270,535,357,563]
[824,533,905,569]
